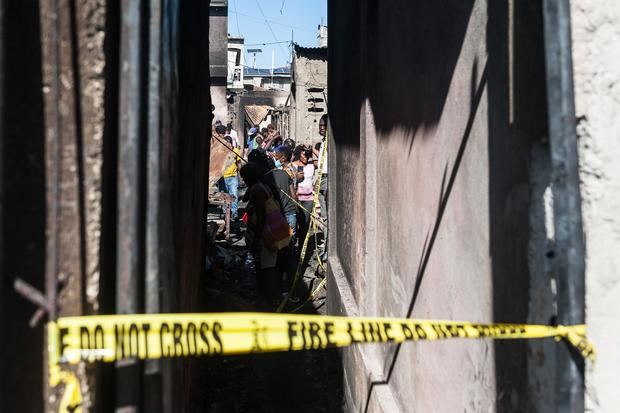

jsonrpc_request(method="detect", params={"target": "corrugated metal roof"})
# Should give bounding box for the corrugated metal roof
[244,67,291,77]
[294,44,328,61]
[244,105,272,126]
[209,129,234,187]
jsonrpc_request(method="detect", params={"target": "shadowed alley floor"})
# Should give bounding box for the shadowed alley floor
[198,196,343,412]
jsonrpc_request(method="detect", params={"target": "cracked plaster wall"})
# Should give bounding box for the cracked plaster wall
[570,2,620,411]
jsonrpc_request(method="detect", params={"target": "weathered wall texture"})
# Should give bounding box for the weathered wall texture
[21,0,211,410]
[233,89,288,141]
[570,2,620,411]
[209,1,228,123]
[328,1,548,411]
[36,0,121,409]
[211,83,228,124]
[38,0,90,408]
[74,0,107,313]
[291,47,327,145]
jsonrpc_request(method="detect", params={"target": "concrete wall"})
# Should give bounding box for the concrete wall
[243,75,291,92]
[232,89,288,144]
[227,38,244,89]
[570,2,620,411]
[209,1,227,122]
[292,53,327,145]
[210,80,228,124]
[328,1,550,411]
[261,77,291,92]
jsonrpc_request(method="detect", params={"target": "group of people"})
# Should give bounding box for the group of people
[214,116,328,309]
[245,123,293,155]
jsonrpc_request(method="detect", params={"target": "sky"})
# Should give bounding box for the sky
[228,0,327,68]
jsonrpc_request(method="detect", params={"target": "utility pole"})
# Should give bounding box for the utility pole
[271,50,275,88]
[247,48,262,69]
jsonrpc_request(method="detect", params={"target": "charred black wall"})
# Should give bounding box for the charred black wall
[0,0,46,410]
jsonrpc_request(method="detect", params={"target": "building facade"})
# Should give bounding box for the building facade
[229,89,289,147]
[327,1,619,412]
[289,45,327,145]
[227,36,245,90]
[209,0,228,123]
[318,24,328,48]
[243,67,291,92]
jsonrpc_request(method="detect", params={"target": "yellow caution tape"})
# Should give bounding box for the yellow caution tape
[290,277,327,313]
[278,130,329,311]
[49,324,83,413]
[58,372,82,413]
[47,312,595,366]
[277,188,324,230]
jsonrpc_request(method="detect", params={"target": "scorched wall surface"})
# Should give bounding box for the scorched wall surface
[328,1,549,411]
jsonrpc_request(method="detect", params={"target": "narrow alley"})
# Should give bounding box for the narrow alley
[199,192,342,412]
[200,121,342,410]
[1,1,619,413]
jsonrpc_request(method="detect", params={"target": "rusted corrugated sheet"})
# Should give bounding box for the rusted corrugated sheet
[39,0,85,409]
[244,104,271,126]
[13,0,211,410]
[209,129,236,188]
[116,0,143,410]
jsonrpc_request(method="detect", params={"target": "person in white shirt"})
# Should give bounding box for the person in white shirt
[226,123,239,148]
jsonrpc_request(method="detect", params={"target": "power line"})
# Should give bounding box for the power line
[231,3,252,69]
[228,59,291,71]
[244,40,290,47]
[254,0,290,66]
[228,11,314,33]
[280,0,287,14]
[233,0,241,37]
[255,0,280,44]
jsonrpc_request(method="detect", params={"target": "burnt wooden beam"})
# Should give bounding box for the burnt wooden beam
[116,0,144,411]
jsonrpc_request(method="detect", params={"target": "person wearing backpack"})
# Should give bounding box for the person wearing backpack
[247,149,300,300]
[240,161,292,309]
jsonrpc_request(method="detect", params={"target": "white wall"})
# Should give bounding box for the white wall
[571,2,620,411]
[211,85,227,124]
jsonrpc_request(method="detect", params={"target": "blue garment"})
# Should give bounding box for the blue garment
[283,212,298,293]
[285,212,297,246]
[224,176,239,219]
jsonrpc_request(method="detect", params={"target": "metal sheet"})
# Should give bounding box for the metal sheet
[543,0,586,411]
[116,0,143,410]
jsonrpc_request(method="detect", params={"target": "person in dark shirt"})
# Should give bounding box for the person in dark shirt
[239,162,279,309]
[247,149,299,299]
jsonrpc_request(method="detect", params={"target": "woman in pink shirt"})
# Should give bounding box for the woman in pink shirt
[292,145,315,251]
